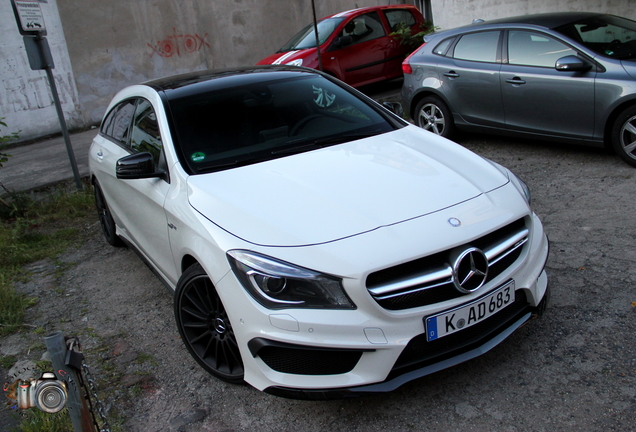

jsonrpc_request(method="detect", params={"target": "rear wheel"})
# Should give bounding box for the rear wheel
[174,263,244,383]
[93,180,123,247]
[414,96,455,139]
[611,105,636,167]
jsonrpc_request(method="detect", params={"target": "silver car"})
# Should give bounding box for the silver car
[401,12,636,167]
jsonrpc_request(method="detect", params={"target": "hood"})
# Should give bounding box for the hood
[257,49,317,67]
[187,126,509,247]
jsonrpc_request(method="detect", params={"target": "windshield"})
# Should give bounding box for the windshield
[555,15,636,60]
[279,18,344,51]
[167,74,398,174]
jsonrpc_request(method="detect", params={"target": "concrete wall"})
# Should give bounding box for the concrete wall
[0,0,81,141]
[430,0,636,30]
[56,0,405,127]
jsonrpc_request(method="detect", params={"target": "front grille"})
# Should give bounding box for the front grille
[366,218,528,310]
[388,289,530,379]
[259,346,363,375]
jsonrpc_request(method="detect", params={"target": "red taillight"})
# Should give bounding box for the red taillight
[402,43,425,75]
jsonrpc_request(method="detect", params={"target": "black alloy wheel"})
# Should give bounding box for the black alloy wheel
[414,96,455,139]
[611,105,636,167]
[174,263,244,383]
[93,180,123,247]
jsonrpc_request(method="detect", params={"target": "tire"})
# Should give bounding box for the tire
[93,180,124,247]
[611,105,636,167]
[414,96,455,139]
[174,263,244,383]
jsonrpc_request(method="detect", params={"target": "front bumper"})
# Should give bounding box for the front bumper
[216,210,549,398]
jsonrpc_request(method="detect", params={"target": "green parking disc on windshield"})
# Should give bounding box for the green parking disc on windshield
[191,152,205,162]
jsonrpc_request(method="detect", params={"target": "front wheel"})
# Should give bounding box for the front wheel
[414,96,455,139]
[174,263,244,383]
[611,105,636,167]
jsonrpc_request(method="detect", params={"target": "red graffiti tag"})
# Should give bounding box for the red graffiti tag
[148,28,209,58]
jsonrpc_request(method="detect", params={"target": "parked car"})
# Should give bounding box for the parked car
[257,4,425,88]
[402,12,636,167]
[89,65,549,399]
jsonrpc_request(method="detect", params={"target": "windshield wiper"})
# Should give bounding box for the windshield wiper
[271,131,384,156]
[195,157,268,174]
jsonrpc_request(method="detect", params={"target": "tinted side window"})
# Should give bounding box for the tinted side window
[101,99,136,144]
[384,9,416,32]
[453,31,500,62]
[433,37,454,55]
[130,99,162,166]
[341,12,386,45]
[508,31,577,67]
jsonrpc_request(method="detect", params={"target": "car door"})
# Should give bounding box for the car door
[327,12,392,86]
[92,98,176,283]
[437,30,506,128]
[500,30,596,138]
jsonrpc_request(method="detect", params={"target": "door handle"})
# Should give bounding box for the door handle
[505,77,526,85]
[443,71,460,78]
[96,150,103,159]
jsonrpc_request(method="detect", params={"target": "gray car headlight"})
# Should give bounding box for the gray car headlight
[227,250,355,310]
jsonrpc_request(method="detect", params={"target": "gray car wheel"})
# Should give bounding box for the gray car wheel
[612,106,636,167]
[414,96,454,138]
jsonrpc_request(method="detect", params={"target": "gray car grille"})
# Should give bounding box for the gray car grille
[366,218,528,310]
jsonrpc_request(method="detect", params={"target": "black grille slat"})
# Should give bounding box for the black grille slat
[367,218,528,310]
[389,290,529,378]
[259,346,362,375]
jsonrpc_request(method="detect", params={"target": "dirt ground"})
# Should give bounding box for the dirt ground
[1,133,635,432]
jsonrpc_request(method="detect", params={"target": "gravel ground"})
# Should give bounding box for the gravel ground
[1,133,635,432]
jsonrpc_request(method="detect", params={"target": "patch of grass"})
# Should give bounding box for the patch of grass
[0,354,17,369]
[11,407,73,432]
[136,352,159,366]
[0,185,94,336]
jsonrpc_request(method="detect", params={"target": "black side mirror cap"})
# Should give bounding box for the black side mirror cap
[116,152,165,179]
[555,55,591,72]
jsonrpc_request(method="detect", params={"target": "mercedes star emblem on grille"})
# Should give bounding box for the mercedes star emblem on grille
[452,247,488,293]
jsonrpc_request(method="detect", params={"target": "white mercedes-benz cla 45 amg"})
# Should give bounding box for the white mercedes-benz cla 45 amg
[89,66,549,399]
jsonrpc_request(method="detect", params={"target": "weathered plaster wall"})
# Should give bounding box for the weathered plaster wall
[56,0,402,126]
[0,0,81,141]
[430,0,636,30]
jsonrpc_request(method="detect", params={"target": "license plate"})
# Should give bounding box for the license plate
[425,280,515,342]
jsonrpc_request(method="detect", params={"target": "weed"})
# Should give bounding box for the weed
[11,407,72,432]
[136,352,159,366]
[0,354,17,369]
[0,185,94,336]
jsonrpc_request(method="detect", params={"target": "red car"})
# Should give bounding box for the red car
[257,4,425,88]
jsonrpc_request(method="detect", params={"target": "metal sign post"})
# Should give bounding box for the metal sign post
[11,0,83,190]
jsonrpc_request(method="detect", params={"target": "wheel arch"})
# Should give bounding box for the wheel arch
[408,88,451,121]
[604,98,636,149]
[181,254,200,274]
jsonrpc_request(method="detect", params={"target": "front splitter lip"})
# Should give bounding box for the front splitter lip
[263,310,535,400]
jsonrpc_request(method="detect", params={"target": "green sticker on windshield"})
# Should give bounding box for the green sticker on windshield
[191,152,205,162]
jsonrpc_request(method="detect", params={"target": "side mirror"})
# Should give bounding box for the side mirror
[116,152,164,179]
[382,102,404,117]
[555,55,591,72]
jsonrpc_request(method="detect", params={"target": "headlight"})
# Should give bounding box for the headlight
[509,171,532,207]
[485,159,532,208]
[286,59,303,67]
[227,250,355,310]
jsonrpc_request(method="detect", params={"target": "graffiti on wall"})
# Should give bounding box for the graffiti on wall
[0,73,76,113]
[148,28,210,58]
